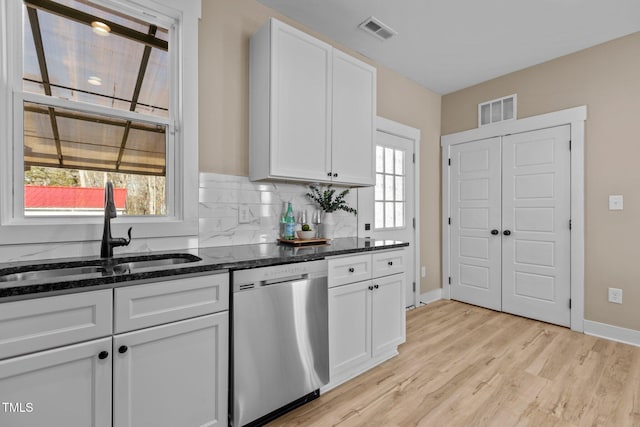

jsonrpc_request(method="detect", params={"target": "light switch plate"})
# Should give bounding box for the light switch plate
[609,195,623,210]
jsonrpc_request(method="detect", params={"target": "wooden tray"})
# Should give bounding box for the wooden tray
[277,237,330,246]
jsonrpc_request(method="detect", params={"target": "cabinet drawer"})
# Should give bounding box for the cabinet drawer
[0,289,112,360]
[372,250,405,278]
[114,273,229,333]
[328,254,372,287]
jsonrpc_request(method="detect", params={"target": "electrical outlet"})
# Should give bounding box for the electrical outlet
[238,205,251,224]
[609,195,623,210]
[608,287,623,304]
[421,266,426,278]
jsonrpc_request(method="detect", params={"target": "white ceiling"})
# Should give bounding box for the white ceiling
[257,0,640,94]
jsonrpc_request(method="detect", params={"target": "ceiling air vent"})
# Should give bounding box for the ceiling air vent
[479,94,517,127]
[359,16,397,41]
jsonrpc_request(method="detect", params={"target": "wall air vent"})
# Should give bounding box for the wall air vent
[478,94,517,127]
[358,16,397,41]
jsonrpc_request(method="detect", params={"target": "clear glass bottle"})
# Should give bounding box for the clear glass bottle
[284,202,296,239]
[279,202,287,238]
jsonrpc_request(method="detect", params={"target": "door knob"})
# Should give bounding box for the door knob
[503,230,511,236]
[491,229,499,235]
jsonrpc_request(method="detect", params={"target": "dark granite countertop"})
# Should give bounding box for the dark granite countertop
[0,238,408,301]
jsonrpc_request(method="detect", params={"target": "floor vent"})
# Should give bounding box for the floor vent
[479,94,517,127]
[358,16,397,41]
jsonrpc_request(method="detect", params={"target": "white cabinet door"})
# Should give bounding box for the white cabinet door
[269,19,332,182]
[331,50,375,186]
[501,125,571,326]
[329,280,371,378]
[450,137,503,311]
[113,312,229,427]
[371,273,406,356]
[0,337,112,427]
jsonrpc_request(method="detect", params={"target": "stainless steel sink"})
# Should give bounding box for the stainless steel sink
[0,253,202,284]
[112,256,197,274]
[0,265,107,283]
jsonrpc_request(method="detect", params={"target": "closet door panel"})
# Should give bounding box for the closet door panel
[450,138,502,311]
[501,125,571,326]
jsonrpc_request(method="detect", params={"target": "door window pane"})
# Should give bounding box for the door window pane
[385,148,394,174]
[375,202,384,229]
[375,144,407,230]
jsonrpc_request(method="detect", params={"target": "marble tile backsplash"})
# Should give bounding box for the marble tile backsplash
[198,172,358,247]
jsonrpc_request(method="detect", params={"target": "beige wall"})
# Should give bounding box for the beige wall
[198,0,442,294]
[442,32,640,331]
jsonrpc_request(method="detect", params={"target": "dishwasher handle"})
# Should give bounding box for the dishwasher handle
[262,273,309,286]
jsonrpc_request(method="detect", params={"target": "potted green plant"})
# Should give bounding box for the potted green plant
[305,184,357,238]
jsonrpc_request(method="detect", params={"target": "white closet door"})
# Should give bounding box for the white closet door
[501,125,571,326]
[450,137,502,311]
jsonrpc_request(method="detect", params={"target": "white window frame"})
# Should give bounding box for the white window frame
[0,0,201,245]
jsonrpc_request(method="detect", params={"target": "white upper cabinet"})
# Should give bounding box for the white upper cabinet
[250,18,376,186]
[331,50,375,185]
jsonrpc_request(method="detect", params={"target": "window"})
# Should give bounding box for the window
[374,145,405,229]
[21,0,169,216]
[0,0,200,244]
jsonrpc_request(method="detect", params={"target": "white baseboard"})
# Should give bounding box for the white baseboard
[583,320,640,348]
[420,288,442,305]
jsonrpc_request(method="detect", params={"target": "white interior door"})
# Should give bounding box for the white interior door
[371,131,415,307]
[450,138,502,311]
[501,125,571,326]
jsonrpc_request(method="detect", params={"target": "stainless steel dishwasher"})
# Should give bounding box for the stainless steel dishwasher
[231,260,329,426]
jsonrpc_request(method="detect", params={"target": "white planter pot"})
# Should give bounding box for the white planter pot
[321,212,335,238]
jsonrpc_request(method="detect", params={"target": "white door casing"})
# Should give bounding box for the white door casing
[441,106,586,332]
[450,137,502,311]
[502,126,571,326]
[358,117,420,308]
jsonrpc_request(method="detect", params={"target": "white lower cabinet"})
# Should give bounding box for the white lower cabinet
[0,337,112,427]
[329,280,372,375]
[327,251,406,389]
[113,312,228,427]
[0,272,229,427]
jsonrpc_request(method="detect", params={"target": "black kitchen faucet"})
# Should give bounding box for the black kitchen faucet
[100,181,132,258]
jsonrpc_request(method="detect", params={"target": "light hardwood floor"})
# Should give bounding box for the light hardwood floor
[271,300,640,426]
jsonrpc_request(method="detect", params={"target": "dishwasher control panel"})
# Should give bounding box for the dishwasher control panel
[232,259,328,292]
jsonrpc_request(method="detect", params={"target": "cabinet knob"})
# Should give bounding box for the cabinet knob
[374,284,379,289]
[348,267,355,273]
[118,345,128,354]
[491,229,499,235]
[387,261,393,266]
[327,172,332,177]
[98,351,109,360]
[503,230,512,236]
[368,285,373,291]
[333,173,338,178]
